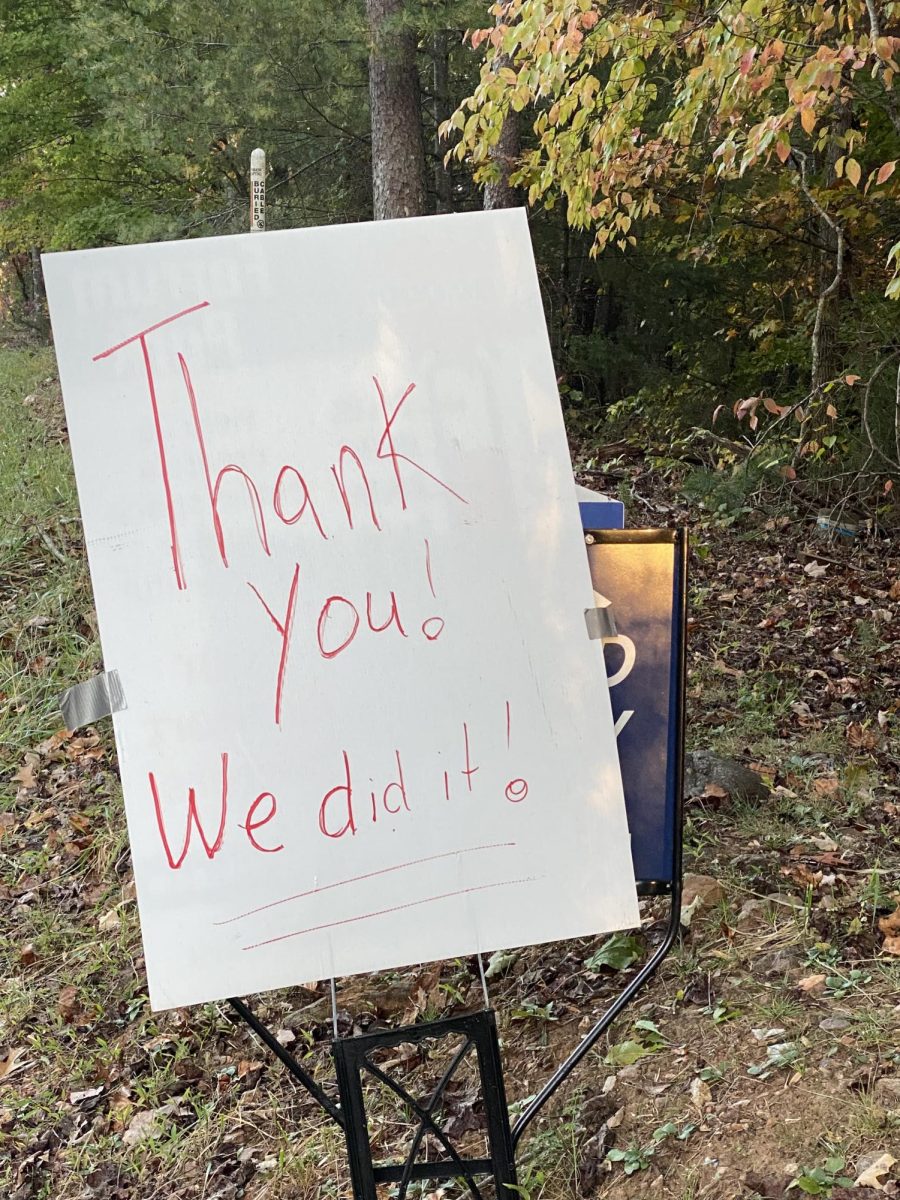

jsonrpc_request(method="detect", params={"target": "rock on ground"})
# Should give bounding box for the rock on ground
[685,750,770,800]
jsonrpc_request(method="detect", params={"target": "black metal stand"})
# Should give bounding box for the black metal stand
[228,996,343,1127]
[334,1010,516,1200]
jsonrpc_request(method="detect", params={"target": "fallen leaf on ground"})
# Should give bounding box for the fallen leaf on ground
[98,908,120,933]
[58,985,81,1023]
[123,1108,165,1147]
[878,904,900,938]
[847,722,879,750]
[13,760,37,788]
[689,1077,711,1111]
[855,1152,896,1189]
[797,973,827,993]
[0,1047,26,1079]
[882,935,900,956]
[605,1040,655,1066]
[122,1103,185,1147]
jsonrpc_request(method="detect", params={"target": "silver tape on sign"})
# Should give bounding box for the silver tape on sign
[59,670,126,731]
[584,604,617,641]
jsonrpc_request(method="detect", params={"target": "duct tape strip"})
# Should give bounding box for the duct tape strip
[59,670,126,731]
[584,595,617,641]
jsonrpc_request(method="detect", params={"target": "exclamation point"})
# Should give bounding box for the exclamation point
[504,701,529,803]
[421,539,444,641]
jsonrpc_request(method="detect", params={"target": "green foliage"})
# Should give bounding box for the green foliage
[788,1157,855,1195]
[0,0,375,252]
[584,932,642,970]
[451,1,900,284]
[605,1018,667,1064]
[747,1040,801,1077]
[607,1121,696,1175]
[447,0,900,492]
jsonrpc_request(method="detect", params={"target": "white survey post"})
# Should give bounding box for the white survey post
[43,210,639,1010]
[250,148,265,232]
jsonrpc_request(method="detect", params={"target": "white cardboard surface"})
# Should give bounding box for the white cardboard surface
[44,210,639,1010]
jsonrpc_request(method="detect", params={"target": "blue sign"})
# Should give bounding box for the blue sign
[577,487,624,531]
[583,530,685,887]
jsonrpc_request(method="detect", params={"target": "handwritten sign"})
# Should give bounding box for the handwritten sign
[44,210,639,1010]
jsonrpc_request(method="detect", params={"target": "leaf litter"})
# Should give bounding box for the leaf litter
[1,364,898,1199]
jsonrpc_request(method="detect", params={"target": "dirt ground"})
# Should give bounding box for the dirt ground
[1,345,898,1199]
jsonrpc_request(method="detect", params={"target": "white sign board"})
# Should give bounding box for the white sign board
[44,210,639,1010]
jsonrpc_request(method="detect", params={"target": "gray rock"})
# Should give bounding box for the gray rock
[735,898,770,928]
[685,751,770,801]
[756,949,798,978]
[873,1076,900,1112]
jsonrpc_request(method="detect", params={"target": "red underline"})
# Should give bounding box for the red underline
[92,301,211,361]
[241,877,537,951]
[215,842,517,927]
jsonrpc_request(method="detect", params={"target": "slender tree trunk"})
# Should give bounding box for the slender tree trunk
[432,30,452,213]
[29,247,44,313]
[367,0,427,220]
[483,4,523,210]
[483,111,522,209]
[12,254,29,309]
[812,91,852,391]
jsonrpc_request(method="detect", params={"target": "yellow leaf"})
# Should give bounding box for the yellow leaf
[846,158,861,187]
[0,1047,27,1079]
[800,107,816,136]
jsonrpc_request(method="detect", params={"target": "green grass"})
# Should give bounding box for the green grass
[0,346,97,777]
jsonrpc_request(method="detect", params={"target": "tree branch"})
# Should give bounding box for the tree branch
[865,0,881,41]
[861,351,900,472]
[790,150,845,399]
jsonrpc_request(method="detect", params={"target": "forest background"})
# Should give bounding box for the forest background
[2,0,900,513]
[1,5,900,1200]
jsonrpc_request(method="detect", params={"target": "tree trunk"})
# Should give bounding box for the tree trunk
[29,247,45,312]
[483,5,522,210]
[483,109,522,210]
[812,92,852,392]
[367,0,427,220]
[432,30,452,213]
